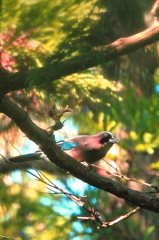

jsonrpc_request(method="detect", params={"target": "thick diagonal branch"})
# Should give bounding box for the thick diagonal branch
[1,22,159,93]
[0,95,159,213]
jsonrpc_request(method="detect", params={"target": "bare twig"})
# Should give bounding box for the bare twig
[12,144,21,156]
[0,235,17,240]
[47,104,73,134]
[2,153,142,229]
[151,0,159,20]
[32,103,73,134]
[97,207,141,229]
[99,159,159,193]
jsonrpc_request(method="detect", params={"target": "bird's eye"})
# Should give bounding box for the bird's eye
[104,133,108,137]
[100,133,110,144]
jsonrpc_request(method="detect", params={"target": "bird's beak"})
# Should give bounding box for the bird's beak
[109,137,119,143]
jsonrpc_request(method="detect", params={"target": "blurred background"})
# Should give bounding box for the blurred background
[1,0,159,239]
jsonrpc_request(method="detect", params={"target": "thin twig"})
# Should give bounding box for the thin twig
[97,207,141,229]
[2,154,143,228]
[92,159,159,193]
[0,235,17,240]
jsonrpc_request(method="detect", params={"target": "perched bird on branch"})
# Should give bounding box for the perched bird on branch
[9,131,119,164]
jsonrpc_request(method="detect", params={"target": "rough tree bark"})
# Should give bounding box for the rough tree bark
[1,4,159,214]
[0,22,159,94]
[0,95,159,213]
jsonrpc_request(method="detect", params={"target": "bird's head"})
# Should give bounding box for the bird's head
[98,131,119,145]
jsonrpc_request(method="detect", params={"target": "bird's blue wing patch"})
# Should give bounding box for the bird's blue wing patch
[57,141,78,150]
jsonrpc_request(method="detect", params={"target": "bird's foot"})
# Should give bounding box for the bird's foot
[81,161,93,170]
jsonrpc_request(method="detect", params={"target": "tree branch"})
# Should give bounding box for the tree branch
[0,95,159,213]
[1,22,159,93]
[0,157,63,175]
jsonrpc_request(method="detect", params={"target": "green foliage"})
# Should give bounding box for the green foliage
[1,0,159,239]
[2,0,100,71]
[0,173,73,240]
[108,81,159,154]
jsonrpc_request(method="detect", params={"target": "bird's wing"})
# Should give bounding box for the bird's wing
[57,140,78,150]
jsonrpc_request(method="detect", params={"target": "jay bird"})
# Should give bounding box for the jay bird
[9,131,119,164]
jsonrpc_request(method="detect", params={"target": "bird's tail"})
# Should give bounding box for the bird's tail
[9,151,45,163]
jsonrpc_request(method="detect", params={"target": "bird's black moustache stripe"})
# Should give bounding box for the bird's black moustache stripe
[100,135,112,144]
